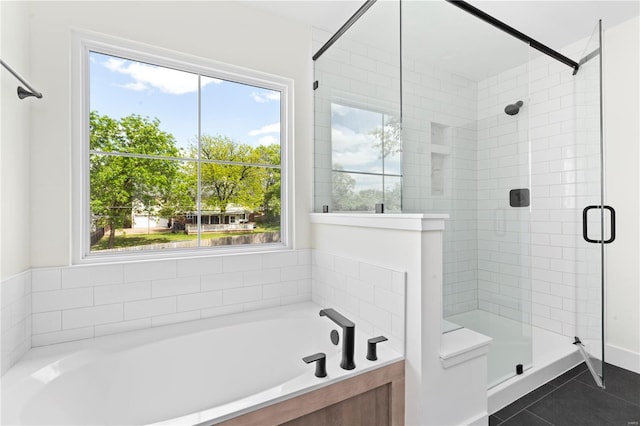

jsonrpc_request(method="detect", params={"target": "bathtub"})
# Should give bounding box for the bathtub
[2,302,402,425]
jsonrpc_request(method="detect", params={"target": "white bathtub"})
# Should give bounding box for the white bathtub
[2,302,401,425]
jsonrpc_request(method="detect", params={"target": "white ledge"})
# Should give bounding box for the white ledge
[440,327,492,369]
[309,213,448,232]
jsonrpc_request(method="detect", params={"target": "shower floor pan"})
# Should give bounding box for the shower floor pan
[445,309,582,413]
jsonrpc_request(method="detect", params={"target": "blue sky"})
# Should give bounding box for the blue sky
[89,51,281,154]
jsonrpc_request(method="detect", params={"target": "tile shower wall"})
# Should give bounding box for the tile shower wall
[476,39,598,338]
[30,250,312,346]
[1,271,32,374]
[313,26,479,318]
[311,250,406,354]
[401,57,478,318]
[475,62,531,324]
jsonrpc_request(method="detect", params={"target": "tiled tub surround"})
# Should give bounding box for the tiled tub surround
[2,303,403,425]
[5,248,407,360]
[1,271,32,374]
[29,250,312,347]
[311,250,406,354]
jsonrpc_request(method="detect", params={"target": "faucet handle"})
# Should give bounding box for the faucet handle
[366,336,388,361]
[303,352,327,378]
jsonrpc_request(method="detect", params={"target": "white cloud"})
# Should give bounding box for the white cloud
[248,122,280,136]
[251,91,280,103]
[331,125,382,173]
[258,136,278,145]
[331,104,351,117]
[103,57,221,95]
[121,82,148,92]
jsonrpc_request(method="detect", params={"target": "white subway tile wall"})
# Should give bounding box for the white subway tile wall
[29,250,312,347]
[1,271,32,374]
[311,250,406,354]
[401,55,479,317]
[313,24,598,340]
[313,27,479,318]
[476,38,602,337]
[476,60,531,325]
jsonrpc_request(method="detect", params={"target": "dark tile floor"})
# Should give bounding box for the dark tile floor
[490,363,640,426]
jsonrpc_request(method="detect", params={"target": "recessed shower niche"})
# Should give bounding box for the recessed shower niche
[429,122,451,197]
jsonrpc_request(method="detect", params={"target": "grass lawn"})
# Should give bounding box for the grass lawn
[91,224,280,250]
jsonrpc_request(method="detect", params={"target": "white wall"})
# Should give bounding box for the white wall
[1,0,34,376]
[27,1,313,268]
[1,1,31,279]
[603,16,640,370]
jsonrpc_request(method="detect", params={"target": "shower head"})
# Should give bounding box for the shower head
[504,100,524,116]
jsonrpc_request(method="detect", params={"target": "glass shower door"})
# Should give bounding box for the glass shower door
[574,20,607,388]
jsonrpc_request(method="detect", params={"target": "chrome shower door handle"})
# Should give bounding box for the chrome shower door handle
[582,205,616,244]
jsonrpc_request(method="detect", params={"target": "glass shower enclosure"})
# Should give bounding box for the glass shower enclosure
[313,0,607,389]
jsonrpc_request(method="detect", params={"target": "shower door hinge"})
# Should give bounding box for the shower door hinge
[313,80,319,90]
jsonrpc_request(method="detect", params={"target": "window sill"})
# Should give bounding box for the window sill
[75,242,291,265]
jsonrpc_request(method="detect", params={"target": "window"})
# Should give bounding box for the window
[331,103,402,211]
[77,37,290,259]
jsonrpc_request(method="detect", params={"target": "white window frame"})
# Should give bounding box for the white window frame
[71,31,294,264]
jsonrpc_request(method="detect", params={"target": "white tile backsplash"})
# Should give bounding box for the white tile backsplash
[312,251,406,354]
[61,264,123,288]
[151,310,200,328]
[177,291,222,312]
[32,311,62,334]
[32,287,93,313]
[176,257,223,278]
[124,297,176,321]
[200,271,244,292]
[62,304,123,329]
[243,268,281,286]
[31,269,61,292]
[94,281,151,305]
[2,250,398,366]
[94,318,150,338]
[124,260,176,283]
[1,271,32,374]
[27,250,312,348]
[31,326,94,347]
[151,276,200,298]
[223,286,262,305]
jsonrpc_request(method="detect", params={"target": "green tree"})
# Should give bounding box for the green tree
[254,144,281,221]
[196,135,271,214]
[370,115,402,159]
[157,164,197,224]
[90,112,180,248]
[331,165,358,211]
